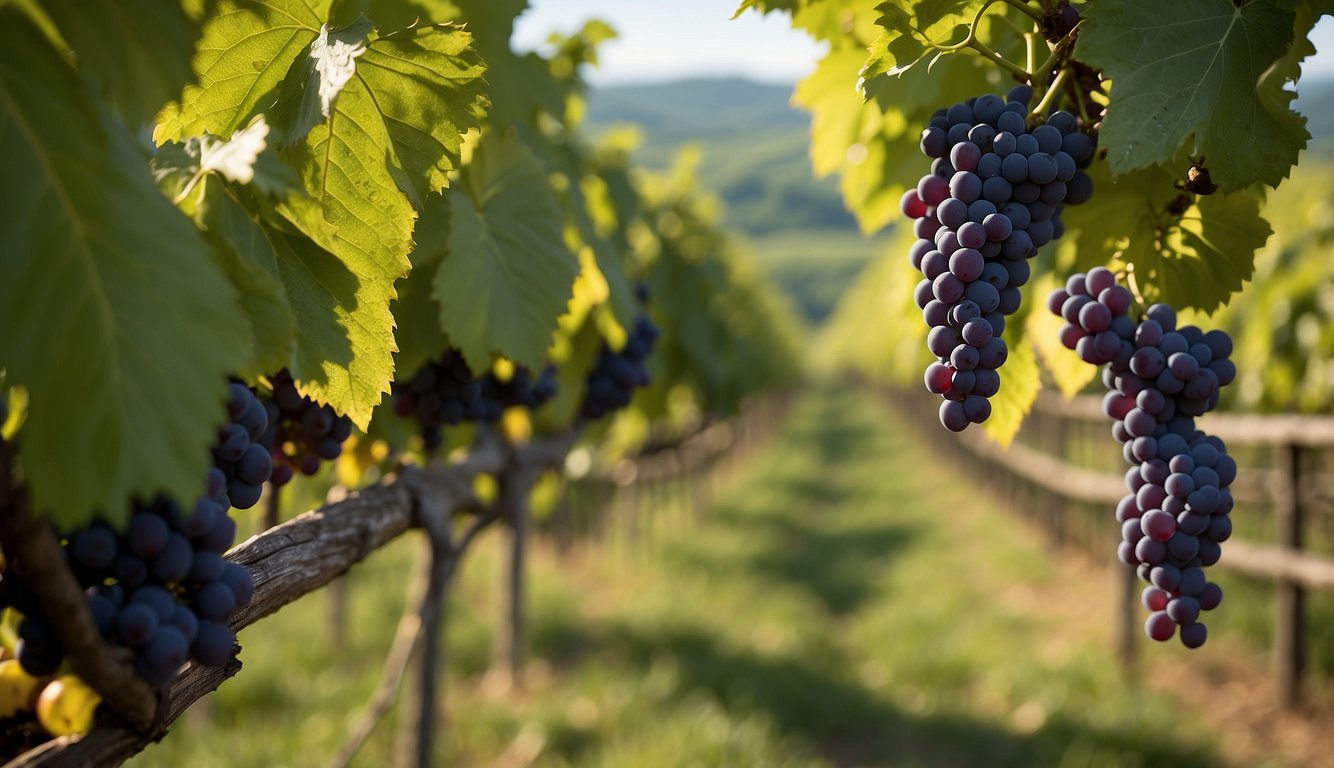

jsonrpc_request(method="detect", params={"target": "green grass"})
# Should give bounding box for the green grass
[132,383,1260,767]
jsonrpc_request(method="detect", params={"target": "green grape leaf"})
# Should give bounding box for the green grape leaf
[257,208,399,429]
[280,15,373,146]
[863,0,983,80]
[184,182,299,377]
[982,321,1040,448]
[156,0,328,142]
[350,22,489,206]
[269,19,486,421]
[41,0,199,124]
[1080,0,1306,190]
[436,131,579,373]
[273,18,488,292]
[1119,191,1270,313]
[1027,273,1098,398]
[0,12,249,528]
[1061,157,1267,312]
[391,192,452,379]
[1060,160,1174,276]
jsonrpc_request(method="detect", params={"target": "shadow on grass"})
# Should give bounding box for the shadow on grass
[661,382,919,616]
[531,617,1216,768]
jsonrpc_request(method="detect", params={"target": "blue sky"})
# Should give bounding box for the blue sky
[513,3,1334,85]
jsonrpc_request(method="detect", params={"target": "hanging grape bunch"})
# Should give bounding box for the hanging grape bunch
[581,313,659,420]
[8,385,264,685]
[1049,268,1237,648]
[905,85,1096,432]
[257,370,354,486]
[393,350,559,450]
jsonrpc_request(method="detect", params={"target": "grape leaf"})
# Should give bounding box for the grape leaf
[794,45,993,233]
[391,192,452,380]
[863,0,984,80]
[280,15,373,146]
[270,19,485,422]
[186,182,300,377]
[1061,156,1266,312]
[1060,160,1174,278]
[1119,191,1270,313]
[1079,0,1306,190]
[1027,273,1098,399]
[436,131,579,373]
[41,0,199,124]
[0,12,249,528]
[156,0,328,142]
[983,320,1040,448]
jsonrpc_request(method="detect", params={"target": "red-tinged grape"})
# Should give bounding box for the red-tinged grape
[1145,611,1175,641]
[1141,586,1169,611]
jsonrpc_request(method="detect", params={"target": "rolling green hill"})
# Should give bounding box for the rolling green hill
[584,77,859,236]
[584,78,877,324]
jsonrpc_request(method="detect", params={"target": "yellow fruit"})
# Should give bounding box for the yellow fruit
[36,675,100,737]
[500,406,532,445]
[0,659,41,717]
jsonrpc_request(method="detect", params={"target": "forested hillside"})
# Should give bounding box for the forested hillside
[585,77,856,235]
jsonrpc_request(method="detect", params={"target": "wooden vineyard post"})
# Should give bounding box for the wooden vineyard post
[1272,441,1306,709]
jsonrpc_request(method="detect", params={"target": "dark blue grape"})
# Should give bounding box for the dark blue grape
[192,621,236,666]
[153,533,193,583]
[71,524,118,570]
[193,582,237,622]
[117,603,159,647]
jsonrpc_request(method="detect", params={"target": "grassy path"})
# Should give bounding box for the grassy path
[134,382,1316,767]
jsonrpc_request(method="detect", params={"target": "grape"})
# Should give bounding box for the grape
[939,400,968,432]
[153,533,194,583]
[907,92,1095,432]
[141,626,190,683]
[220,563,256,608]
[1141,586,1169,611]
[192,582,237,622]
[88,592,119,636]
[131,585,177,623]
[1180,622,1208,648]
[1053,269,1237,648]
[258,370,351,482]
[16,639,62,677]
[169,606,200,643]
[192,621,236,667]
[71,524,118,570]
[395,348,564,448]
[189,550,225,583]
[117,604,159,647]
[1145,612,1175,641]
[580,312,659,421]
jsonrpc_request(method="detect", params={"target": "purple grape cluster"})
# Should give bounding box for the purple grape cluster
[581,314,658,420]
[1049,268,1238,648]
[258,370,354,486]
[905,85,1096,432]
[393,350,559,450]
[215,381,274,507]
[12,386,264,684]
